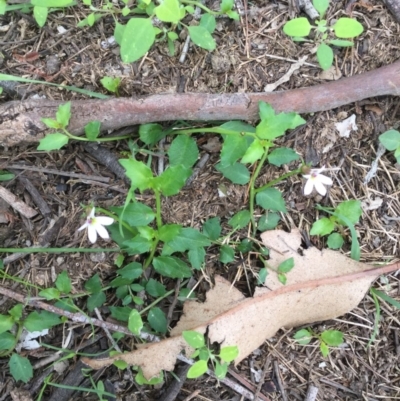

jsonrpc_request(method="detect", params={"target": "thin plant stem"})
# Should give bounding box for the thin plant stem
[180,0,220,15]
[255,168,301,194]
[173,127,256,138]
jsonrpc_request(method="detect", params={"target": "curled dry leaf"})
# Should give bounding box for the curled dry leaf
[82,230,399,379]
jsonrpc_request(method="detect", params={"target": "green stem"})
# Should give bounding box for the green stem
[155,189,162,229]
[96,207,136,235]
[173,127,256,138]
[249,150,269,234]
[254,168,301,194]
[64,128,131,143]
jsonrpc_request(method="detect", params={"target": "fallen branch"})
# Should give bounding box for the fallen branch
[1,60,399,147]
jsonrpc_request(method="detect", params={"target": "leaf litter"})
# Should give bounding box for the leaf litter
[83,229,399,379]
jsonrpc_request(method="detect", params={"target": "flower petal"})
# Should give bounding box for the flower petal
[95,224,110,240]
[77,222,88,232]
[303,179,314,195]
[96,216,114,226]
[89,208,96,218]
[314,180,327,196]
[318,174,333,186]
[87,225,98,243]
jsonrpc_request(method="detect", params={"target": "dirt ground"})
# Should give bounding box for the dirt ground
[0,0,400,400]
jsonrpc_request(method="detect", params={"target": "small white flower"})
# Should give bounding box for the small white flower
[78,208,114,244]
[303,166,333,196]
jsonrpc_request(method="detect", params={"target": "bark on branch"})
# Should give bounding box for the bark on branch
[1,60,399,147]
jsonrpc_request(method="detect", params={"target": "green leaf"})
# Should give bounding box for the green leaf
[55,270,71,294]
[123,235,153,255]
[257,213,280,231]
[187,360,208,378]
[120,18,155,63]
[33,6,48,27]
[85,273,103,293]
[119,158,154,191]
[219,345,239,362]
[327,232,344,249]
[203,217,221,240]
[188,247,206,269]
[0,170,15,181]
[220,120,256,134]
[55,102,71,128]
[379,130,400,151]
[84,120,101,140]
[277,257,294,274]
[327,39,354,47]
[135,368,164,385]
[23,311,61,332]
[128,309,143,335]
[310,217,335,236]
[257,267,268,285]
[237,238,252,253]
[145,279,167,297]
[219,245,235,263]
[162,227,211,254]
[39,288,61,301]
[114,22,125,45]
[183,330,205,348]
[313,0,329,17]
[9,304,23,320]
[110,306,131,322]
[0,0,6,15]
[111,202,156,226]
[256,188,287,212]
[9,354,33,383]
[153,256,192,278]
[158,224,182,242]
[187,26,216,51]
[256,110,305,140]
[31,0,73,5]
[155,0,183,23]
[148,307,167,334]
[293,328,312,345]
[214,360,228,379]
[371,288,400,309]
[215,162,250,184]
[168,135,199,168]
[283,17,312,37]
[241,139,265,164]
[153,165,192,196]
[100,76,120,93]
[0,332,16,351]
[200,14,216,33]
[220,134,251,167]
[116,262,143,280]
[87,292,106,312]
[139,123,165,145]
[321,330,343,346]
[268,147,300,166]
[316,43,334,70]
[320,341,329,357]
[335,200,362,225]
[37,133,69,151]
[220,0,234,12]
[228,209,251,229]
[333,18,363,38]
[0,315,14,334]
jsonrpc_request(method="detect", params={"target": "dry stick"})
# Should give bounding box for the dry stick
[1,60,400,147]
[304,385,319,401]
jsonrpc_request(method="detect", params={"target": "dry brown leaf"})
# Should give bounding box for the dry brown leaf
[82,230,399,379]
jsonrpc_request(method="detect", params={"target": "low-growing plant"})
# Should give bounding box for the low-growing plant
[283,0,364,70]
[293,327,344,357]
[183,330,239,379]
[310,200,362,260]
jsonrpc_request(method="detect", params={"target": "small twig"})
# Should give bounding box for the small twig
[273,360,288,401]
[304,384,319,401]
[158,364,191,401]
[254,355,271,401]
[185,153,210,186]
[158,137,166,175]
[167,279,181,326]
[0,185,37,218]
[179,35,192,64]
[298,0,319,19]
[94,307,122,353]
[5,164,110,183]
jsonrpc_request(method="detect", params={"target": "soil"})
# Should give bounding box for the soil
[0,0,400,400]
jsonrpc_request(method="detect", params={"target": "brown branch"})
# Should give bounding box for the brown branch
[1,60,399,147]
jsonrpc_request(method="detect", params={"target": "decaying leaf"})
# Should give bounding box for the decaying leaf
[82,230,399,379]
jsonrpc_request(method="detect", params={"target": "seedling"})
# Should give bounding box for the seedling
[294,327,343,357]
[100,76,121,96]
[310,200,362,260]
[379,129,400,163]
[183,330,239,379]
[283,0,364,70]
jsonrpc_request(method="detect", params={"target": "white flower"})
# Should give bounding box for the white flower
[78,208,114,243]
[303,166,333,196]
